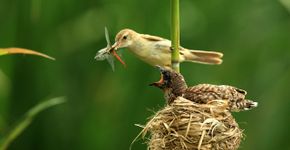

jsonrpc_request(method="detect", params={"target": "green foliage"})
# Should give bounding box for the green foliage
[0,97,66,150]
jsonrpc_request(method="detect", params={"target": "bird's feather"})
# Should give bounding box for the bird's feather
[141,34,166,41]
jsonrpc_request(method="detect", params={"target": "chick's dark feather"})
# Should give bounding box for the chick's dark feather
[153,68,258,112]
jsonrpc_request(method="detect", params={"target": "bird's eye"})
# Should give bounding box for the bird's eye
[163,72,170,81]
[123,35,127,40]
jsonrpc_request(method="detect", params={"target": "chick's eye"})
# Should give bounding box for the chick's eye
[163,72,170,80]
[123,35,127,40]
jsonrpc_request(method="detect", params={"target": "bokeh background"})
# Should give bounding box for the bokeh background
[0,0,290,149]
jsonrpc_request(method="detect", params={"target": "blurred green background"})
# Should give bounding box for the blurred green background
[0,0,290,149]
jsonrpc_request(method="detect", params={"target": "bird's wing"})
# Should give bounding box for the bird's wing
[154,40,172,53]
[141,34,166,41]
[140,34,191,57]
[235,88,247,95]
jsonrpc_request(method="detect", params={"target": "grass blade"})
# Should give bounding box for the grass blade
[0,48,55,60]
[0,97,66,150]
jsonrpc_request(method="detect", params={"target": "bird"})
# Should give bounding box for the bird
[111,29,223,68]
[150,66,258,112]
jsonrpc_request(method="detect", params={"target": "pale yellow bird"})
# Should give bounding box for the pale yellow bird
[111,29,223,67]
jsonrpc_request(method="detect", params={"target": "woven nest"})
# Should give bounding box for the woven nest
[139,97,243,150]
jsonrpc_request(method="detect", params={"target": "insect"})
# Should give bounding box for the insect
[95,27,126,71]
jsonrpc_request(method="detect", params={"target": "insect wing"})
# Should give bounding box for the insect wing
[106,54,115,71]
[104,27,111,48]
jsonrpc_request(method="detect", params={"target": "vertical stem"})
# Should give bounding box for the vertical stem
[171,0,180,72]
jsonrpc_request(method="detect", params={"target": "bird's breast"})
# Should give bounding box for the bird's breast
[164,89,176,103]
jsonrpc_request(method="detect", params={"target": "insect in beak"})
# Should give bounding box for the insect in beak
[110,47,126,67]
[95,27,126,70]
[105,29,126,67]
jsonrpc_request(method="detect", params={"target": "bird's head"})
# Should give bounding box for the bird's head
[112,29,136,50]
[150,66,187,94]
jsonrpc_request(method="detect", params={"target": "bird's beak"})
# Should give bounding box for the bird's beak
[156,65,167,74]
[149,67,165,87]
[111,42,120,51]
[149,73,164,87]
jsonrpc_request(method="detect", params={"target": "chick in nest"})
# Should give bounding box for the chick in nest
[150,66,258,112]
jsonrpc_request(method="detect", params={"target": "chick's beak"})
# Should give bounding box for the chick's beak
[149,65,167,87]
[149,73,164,87]
[156,65,165,73]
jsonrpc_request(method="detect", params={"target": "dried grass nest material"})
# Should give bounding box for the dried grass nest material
[139,97,243,150]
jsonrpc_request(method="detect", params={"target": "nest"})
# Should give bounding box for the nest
[138,97,243,150]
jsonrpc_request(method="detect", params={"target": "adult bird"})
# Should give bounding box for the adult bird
[150,66,258,112]
[111,29,223,68]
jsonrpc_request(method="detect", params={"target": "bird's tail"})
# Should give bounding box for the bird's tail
[235,99,258,112]
[184,49,223,65]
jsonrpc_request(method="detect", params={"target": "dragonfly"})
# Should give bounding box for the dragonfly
[95,27,126,71]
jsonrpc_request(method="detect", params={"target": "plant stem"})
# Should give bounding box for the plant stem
[0,97,66,150]
[171,0,180,72]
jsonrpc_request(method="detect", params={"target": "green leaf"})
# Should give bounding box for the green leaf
[0,48,55,60]
[0,97,66,150]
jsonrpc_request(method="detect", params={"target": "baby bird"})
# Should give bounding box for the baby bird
[111,29,223,67]
[150,67,258,112]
